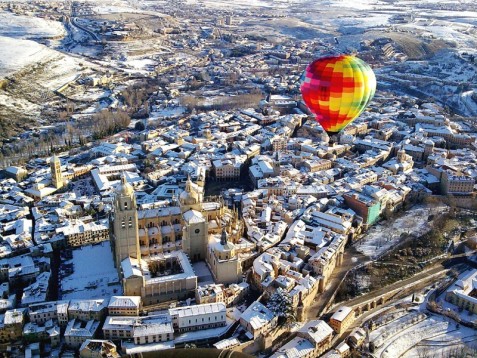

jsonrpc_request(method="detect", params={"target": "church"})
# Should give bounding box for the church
[111,174,246,305]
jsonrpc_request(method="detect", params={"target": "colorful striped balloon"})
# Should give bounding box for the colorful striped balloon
[300,55,376,135]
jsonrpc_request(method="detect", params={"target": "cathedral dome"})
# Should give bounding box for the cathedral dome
[180,176,199,205]
[117,173,134,196]
[51,154,60,164]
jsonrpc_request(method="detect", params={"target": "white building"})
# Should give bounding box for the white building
[239,301,277,339]
[446,270,477,314]
[103,314,173,344]
[168,302,227,332]
[28,301,68,325]
[213,155,246,180]
[68,299,108,323]
[108,296,142,316]
[64,319,100,348]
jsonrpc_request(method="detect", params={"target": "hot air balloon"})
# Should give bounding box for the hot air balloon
[300,55,376,135]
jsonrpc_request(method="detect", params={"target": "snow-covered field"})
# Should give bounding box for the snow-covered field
[0,37,56,78]
[0,12,65,39]
[185,0,273,8]
[401,316,477,357]
[402,21,476,48]
[356,205,439,259]
[370,311,477,358]
[92,4,163,16]
[366,285,477,358]
[186,0,389,10]
[59,241,122,300]
[322,0,388,10]
[125,58,157,71]
[150,106,187,119]
[0,6,107,84]
[332,13,392,31]
[0,91,39,115]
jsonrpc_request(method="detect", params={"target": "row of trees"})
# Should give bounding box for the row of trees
[90,109,131,140]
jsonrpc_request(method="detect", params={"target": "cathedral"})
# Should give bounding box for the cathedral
[111,174,245,305]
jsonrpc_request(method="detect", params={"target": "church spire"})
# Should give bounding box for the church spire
[220,228,227,246]
[185,174,192,192]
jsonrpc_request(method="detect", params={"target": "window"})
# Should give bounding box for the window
[195,229,200,234]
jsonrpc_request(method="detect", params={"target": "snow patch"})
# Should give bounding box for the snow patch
[59,241,122,300]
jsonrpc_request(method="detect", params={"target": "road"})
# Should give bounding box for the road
[69,16,100,42]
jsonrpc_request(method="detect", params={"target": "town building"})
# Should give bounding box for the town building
[239,301,277,339]
[271,320,334,358]
[348,327,366,348]
[0,309,26,343]
[23,320,60,346]
[28,301,68,325]
[446,270,477,314]
[212,155,246,180]
[103,314,174,344]
[2,166,28,182]
[108,296,141,316]
[68,299,108,323]
[426,165,475,195]
[329,306,354,334]
[56,219,109,247]
[196,282,249,306]
[343,192,381,227]
[79,339,120,358]
[64,319,101,348]
[168,302,227,332]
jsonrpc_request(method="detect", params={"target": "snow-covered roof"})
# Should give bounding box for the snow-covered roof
[271,336,314,358]
[169,302,226,318]
[183,209,205,223]
[213,337,240,350]
[108,296,141,309]
[121,257,143,279]
[240,301,275,331]
[330,306,353,322]
[68,299,107,313]
[299,319,333,345]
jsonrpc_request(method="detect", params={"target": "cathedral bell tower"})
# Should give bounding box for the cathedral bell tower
[50,155,63,189]
[112,173,141,270]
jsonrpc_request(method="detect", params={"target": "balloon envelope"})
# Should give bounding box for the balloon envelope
[300,55,376,135]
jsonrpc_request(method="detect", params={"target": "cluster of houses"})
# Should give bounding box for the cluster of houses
[0,295,233,356]
[0,93,476,355]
